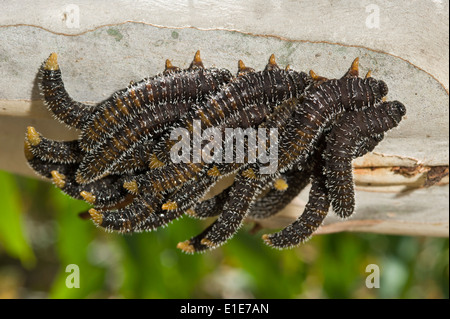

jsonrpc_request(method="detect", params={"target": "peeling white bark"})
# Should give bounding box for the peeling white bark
[0,1,448,237]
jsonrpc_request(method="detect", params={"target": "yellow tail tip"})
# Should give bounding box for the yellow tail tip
[80,191,96,204]
[164,59,180,72]
[24,140,34,160]
[123,180,139,193]
[44,52,59,71]
[237,59,255,75]
[177,240,195,253]
[309,69,319,80]
[165,59,173,69]
[261,234,272,245]
[241,168,257,179]
[149,154,165,169]
[88,208,103,225]
[200,238,214,247]
[26,126,41,146]
[351,57,360,71]
[189,50,204,69]
[269,54,276,65]
[194,50,202,63]
[50,170,66,188]
[162,201,178,211]
[238,60,246,70]
[207,166,221,177]
[274,178,288,191]
[309,69,328,82]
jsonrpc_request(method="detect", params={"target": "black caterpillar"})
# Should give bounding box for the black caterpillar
[117,58,395,251]
[25,52,406,253]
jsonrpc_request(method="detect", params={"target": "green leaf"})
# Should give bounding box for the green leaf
[47,186,107,298]
[0,170,35,267]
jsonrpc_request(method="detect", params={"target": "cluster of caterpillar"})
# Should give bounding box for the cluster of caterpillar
[25,52,406,253]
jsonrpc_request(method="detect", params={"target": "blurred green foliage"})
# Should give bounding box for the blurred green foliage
[0,170,448,299]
